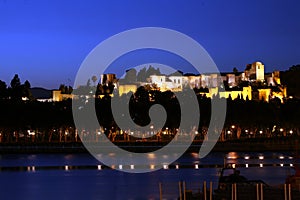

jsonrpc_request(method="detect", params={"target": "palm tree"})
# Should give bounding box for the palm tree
[91,75,98,86]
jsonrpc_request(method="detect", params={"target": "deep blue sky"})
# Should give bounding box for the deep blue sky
[0,0,300,89]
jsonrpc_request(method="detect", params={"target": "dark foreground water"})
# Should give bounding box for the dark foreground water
[0,152,297,200]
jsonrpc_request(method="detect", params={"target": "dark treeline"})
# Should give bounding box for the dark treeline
[0,90,298,135]
[1,84,300,142]
[0,74,33,101]
[0,74,74,142]
[0,99,73,128]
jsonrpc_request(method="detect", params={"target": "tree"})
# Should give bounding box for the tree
[91,75,98,86]
[124,68,137,83]
[228,94,232,101]
[0,80,7,99]
[59,84,73,94]
[135,86,150,103]
[10,74,22,100]
[10,74,21,89]
[233,67,239,74]
[59,84,66,94]
[151,83,159,90]
[24,80,31,89]
[146,65,161,78]
[137,67,147,82]
[86,79,91,87]
[246,95,249,101]
[67,86,73,94]
[22,80,33,100]
[289,64,300,71]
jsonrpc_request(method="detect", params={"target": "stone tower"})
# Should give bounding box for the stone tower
[253,61,264,82]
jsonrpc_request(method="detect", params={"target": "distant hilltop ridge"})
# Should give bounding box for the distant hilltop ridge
[30,87,52,99]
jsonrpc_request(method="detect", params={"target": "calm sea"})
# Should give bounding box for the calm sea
[0,152,296,200]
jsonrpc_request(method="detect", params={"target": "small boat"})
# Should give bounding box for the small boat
[214,167,267,200]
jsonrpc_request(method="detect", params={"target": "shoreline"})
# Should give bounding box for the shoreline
[0,138,298,154]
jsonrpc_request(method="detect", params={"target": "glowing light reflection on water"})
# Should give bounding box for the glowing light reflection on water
[0,152,297,200]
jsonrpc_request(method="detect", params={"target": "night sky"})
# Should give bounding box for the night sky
[0,0,300,89]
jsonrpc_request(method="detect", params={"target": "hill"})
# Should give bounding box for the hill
[30,87,52,99]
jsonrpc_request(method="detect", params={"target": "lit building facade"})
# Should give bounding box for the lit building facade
[52,90,74,102]
[53,61,287,103]
[118,61,286,102]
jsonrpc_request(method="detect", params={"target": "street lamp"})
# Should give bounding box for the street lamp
[150,125,154,135]
[259,156,264,160]
[27,130,35,136]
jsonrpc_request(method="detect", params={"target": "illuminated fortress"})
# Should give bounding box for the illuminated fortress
[117,61,286,102]
[53,61,287,103]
